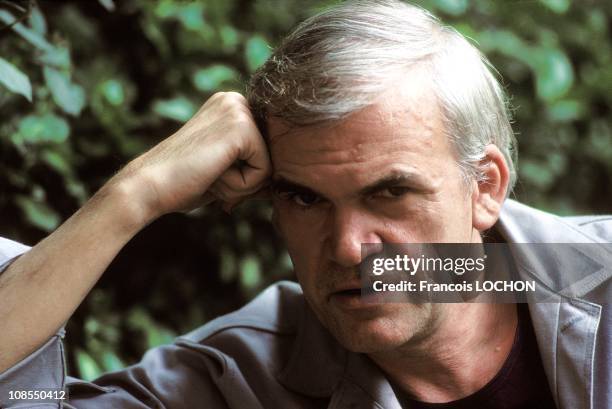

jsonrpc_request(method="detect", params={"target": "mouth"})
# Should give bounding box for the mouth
[333,288,362,297]
[329,287,370,309]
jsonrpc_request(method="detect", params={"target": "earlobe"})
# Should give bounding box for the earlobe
[471,145,510,231]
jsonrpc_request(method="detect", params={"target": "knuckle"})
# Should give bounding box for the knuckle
[224,93,248,111]
[224,91,245,100]
[209,92,226,103]
[229,108,254,128]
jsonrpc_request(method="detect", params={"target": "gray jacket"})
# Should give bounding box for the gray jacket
[0,199,610,409]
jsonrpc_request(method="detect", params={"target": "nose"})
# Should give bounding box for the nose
[327,206,381,267]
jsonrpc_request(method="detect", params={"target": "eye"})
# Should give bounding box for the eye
[377,186,412,198]
[275,189,322,207]
[290,192,321,207]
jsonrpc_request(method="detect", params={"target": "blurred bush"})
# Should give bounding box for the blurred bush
[0,0,610,380]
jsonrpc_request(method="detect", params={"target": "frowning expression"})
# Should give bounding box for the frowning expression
[268,72,482,352]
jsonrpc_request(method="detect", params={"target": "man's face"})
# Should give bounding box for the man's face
[268,70,482,353]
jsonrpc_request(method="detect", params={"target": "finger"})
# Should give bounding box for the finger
[224,131,271,188]
[244,184,273,201]
[218,183,272,214]
[178,191,219,214]
[217,167,269,197]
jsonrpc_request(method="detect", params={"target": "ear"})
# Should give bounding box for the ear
[471,145,510,231]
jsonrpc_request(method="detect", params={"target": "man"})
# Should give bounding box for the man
[0,1,609,408]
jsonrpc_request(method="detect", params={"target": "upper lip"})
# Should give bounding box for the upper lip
[330,281,362,295]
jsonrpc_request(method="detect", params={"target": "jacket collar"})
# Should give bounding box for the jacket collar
[276,303,346,397]
[496,199,604,409]
[277,302,403,408]
[496,199,610,301]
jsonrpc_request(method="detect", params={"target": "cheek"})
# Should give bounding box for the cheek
[420,197,472,241]
[383,197,470,242]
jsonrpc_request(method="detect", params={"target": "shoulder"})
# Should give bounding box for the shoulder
[499,199,612,243]
[562,215,612,242]
[175,281,305,365]
[171,281,306,388]
[63,281,308,404]
[178,280,304,344]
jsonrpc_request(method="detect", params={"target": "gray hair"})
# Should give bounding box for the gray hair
[247,0,517,191]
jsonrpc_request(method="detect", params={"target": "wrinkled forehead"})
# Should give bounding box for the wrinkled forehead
[265,66,440,140]
[265,79,445,168]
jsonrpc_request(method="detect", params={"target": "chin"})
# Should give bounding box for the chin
[320,304,431,354]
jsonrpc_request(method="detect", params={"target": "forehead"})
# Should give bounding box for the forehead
[266,71,454,189]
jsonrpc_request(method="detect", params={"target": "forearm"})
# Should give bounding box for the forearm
[0,178,148,372]
[0,92,270,373]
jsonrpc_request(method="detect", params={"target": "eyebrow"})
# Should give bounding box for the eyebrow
[270,177,323,197]
[271,170,423,199]
[359,171,423,196]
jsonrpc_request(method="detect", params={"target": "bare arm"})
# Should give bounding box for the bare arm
[0,92,270,372]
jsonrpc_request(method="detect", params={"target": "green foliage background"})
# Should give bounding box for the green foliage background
[1,0,610,380]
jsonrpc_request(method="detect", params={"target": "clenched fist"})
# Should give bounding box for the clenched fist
[116,92,271,222]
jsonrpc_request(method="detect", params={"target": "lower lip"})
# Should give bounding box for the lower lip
[330,291,374,309]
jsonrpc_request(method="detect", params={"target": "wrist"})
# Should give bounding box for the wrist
[92,174,157,234]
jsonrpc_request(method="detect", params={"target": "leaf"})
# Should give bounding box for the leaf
[75,348,103,381]
[152,96,196,122]
[101,351,124,372]
[66,179,88,204]
[433,0,469,16]
[154,0,179,18]
[127,308,176,349]
[531,48,574,101]
[539,0,570,14]
[44,67,86,116]
[245,35,271,72]
[0,10,54,53]
[141,17,170,57]
[0,57,32,101]
[477,30,528,56]
[100,79,125,106]
[519,160,556,190]
[98,0,116,12]
[39,46,71,70]
[29,5,47,35]
[41,149,71,174]
[176,3,205,31]
[586,121,612,163]
[220,25,240,52]
[476,31,573,102]
[239,255,262,289]
[193,65,239,92]
[548,100,585,122]
[17,113,70,143]
[220,248,237,283]
[15,195,61,232]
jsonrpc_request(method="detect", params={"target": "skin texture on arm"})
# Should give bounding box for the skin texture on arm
[0,92,270,372]
[0,181,146,372]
